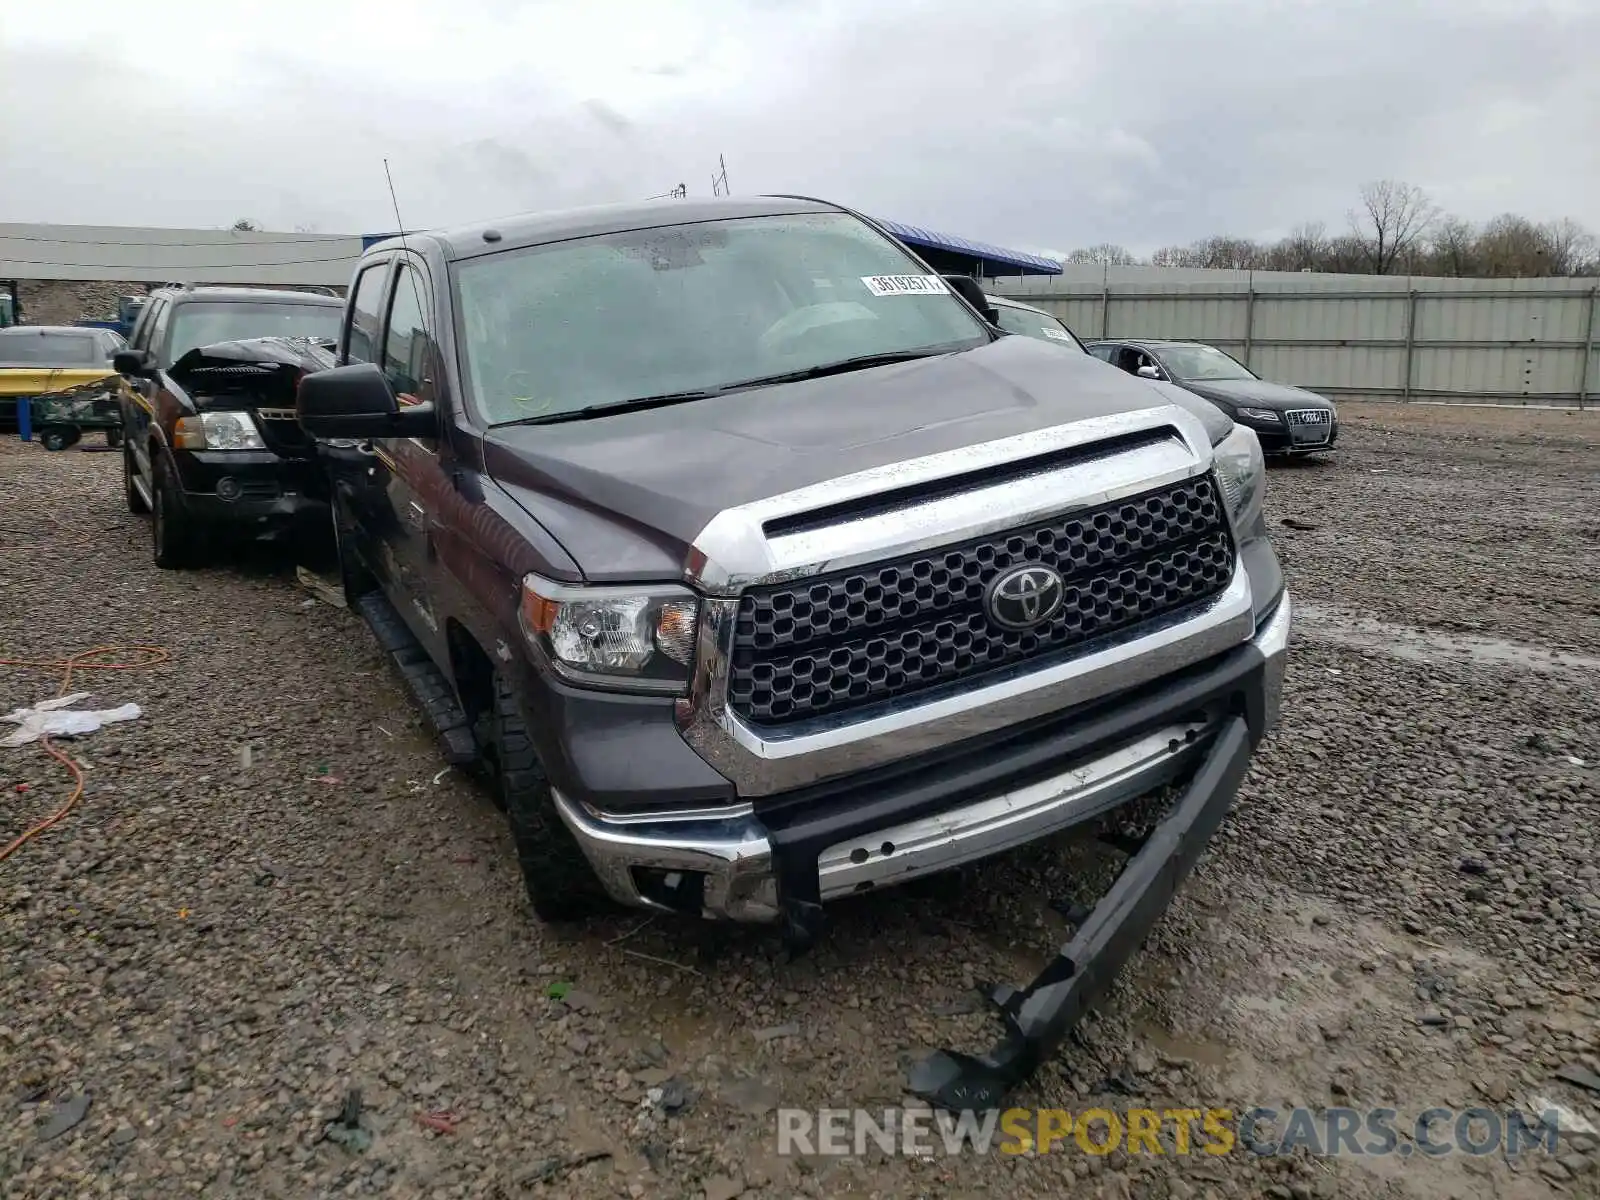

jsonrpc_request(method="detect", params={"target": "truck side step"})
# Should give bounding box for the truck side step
[356,592,480,765]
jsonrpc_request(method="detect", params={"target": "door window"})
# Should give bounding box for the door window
[344,263,389,364]
[382,265,431,405]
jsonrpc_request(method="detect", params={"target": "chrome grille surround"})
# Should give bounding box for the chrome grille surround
[674,406,1259,797]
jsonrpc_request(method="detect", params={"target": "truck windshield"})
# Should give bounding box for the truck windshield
[166,302,341,364]
[0,332,104,365]
[454,211,991,425]
[990,303,1084,350]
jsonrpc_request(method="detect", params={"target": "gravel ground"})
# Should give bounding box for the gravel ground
[2,404,1596,1200]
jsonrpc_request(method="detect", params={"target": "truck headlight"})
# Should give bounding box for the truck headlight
[518,574,699,694]
[1212,423,1266,528]
[174,411,266,450]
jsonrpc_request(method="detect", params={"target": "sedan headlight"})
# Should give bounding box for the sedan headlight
[518,574,699,694]
[1211,423,1266,528]
[1236,407,1282,423]
[173,411,266,450]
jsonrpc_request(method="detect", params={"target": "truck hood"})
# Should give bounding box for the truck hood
[1178,378,1332,410]
[484,335,1229,582]
[168,336,339,402]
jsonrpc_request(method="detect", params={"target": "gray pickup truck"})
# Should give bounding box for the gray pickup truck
[292,195,1291,1109]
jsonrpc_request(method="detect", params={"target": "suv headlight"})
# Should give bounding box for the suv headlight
[518,574,699,694]
[1212,423,1266,528]
[174,411,266,450]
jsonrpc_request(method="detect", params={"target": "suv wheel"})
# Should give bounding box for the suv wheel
[485,672,613,923]
[151,458,205,569]
[123,438,149,514]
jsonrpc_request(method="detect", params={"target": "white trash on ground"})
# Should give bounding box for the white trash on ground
[1,692,142,748]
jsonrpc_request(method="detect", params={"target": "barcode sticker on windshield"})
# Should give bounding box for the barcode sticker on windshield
[861,274,949,297]
[1041,328,1074,341]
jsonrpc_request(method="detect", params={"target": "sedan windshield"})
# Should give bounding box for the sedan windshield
[990,303,1083,350]
[166,302,341,363]
[0,332,105,366]
[454,211,991,425]
[1157,344,1256,382]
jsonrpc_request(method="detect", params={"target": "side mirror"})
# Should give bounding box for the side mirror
[1136,364,1160,380]
[113,348,156,377]
[297,362,437,440]
[941,275,999,324]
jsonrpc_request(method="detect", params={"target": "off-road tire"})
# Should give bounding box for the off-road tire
[123,438,149,514]
[39,426,72,452]
[487,672,613,923]
[151,458,205,569]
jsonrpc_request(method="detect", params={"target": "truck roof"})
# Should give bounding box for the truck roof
[370,195,844,263]
[148,286,343,306]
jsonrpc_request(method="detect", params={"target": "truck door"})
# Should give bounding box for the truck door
[370,258,450,662]
[122,297,168,480]
[324,259,397,592]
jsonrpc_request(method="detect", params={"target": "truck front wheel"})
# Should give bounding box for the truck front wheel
[151,458,206,569]
[486,673,614,923]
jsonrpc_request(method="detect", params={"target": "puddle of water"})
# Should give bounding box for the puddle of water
[1136,1024,1233,1069]
[1293,602,1600,672]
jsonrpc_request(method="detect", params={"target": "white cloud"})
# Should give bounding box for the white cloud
[3,0,1595,253]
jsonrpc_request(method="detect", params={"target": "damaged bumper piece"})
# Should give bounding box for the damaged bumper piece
[554,589,1290,1104]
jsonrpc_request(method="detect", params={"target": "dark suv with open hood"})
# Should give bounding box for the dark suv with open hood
[114,285,344,566]
[295,196,1292,1110]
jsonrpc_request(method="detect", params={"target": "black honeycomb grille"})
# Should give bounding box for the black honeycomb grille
[728,476,1233,725]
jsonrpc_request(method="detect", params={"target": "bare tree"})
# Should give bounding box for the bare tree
[1066,243,1138,266]
[1149,244,1196,268]
[231,218,262,232]
[1425,215,1479,277]
[1476,214,1550,277]
[1538,218,1597,276]
[1280,222,1328,271]
[1348,180,1438,275]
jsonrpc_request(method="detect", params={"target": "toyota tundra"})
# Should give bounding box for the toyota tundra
[293,195,1291,1108]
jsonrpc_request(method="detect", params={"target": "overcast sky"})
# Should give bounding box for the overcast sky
[3,0,1595,256]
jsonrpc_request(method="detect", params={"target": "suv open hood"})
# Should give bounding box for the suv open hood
[168,336,339,405]
[486,334,1228,582]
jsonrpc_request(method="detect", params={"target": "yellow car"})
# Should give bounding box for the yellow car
[0,325,128,449]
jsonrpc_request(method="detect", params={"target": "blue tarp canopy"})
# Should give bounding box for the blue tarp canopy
[873,218,1063,276]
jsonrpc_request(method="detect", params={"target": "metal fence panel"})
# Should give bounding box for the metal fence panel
[993,274,1598,407]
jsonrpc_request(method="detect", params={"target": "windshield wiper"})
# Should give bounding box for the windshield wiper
[495,388,725,427]
[715,347,957,392]
[492,347,958,428]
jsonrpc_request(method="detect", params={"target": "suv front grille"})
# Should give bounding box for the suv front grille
[728,476,1235,726]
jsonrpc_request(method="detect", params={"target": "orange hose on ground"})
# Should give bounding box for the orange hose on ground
[0,646,169,863]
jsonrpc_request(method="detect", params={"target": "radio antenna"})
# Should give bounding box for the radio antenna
[380,158,433,388]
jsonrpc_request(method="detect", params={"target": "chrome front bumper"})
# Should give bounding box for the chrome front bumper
[553,590,1293,923]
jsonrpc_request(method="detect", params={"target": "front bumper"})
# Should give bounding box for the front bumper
[554,588,1292,926]
[1246,416,1339,454]
[172,449,328,526]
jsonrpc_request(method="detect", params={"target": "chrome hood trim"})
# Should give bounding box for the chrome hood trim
[683,406,1214,597]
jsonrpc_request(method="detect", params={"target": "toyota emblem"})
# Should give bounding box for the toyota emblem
[984,563,1067,631]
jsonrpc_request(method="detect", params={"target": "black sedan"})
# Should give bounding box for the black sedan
[1087,338,1338,457]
